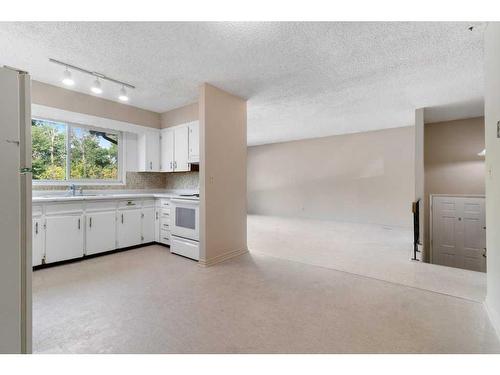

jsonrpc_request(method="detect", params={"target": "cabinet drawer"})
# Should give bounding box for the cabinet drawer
[86,200,117,212]
[159,199,171,208]
[159,229,171,245]
[160,221,170,231]
[118,199,141,209]
[142,199,155,208]
[45,202,84,215]
[171,235,199,261]
[160,209,170,219]
[32,205,43,217]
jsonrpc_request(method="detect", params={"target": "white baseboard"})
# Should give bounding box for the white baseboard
[484,300,500,340]
[199,248,248,267]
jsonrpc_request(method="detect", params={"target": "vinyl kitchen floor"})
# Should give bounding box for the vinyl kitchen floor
[33,245,499,353]
[247,215,487,302]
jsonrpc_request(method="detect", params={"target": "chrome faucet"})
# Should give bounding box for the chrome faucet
[68,184,82,196]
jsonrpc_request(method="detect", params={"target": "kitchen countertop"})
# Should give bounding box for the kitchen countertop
[32,192,199,203]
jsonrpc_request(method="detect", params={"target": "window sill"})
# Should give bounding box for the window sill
[32,181,126,187]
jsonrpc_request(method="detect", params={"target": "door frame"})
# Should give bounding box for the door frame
[429,194,486,266]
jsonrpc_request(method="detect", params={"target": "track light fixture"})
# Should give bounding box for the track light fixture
[118,86,129,102]
[50,58,134,103]
[91,78,103,94]
[62,67,74,86]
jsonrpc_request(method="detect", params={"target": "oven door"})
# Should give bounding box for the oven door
[171,198,199,241]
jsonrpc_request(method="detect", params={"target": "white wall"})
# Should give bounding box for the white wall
[485,22,500,337]
[247,126,415,228]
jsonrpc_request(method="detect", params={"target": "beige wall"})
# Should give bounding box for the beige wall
[423,117,485,261]
[485,22,500,336]
[199,84,247,266]
[415,108,425,256]
[32,81,160,129]
[247,126,415,228]
[161,102,198,128]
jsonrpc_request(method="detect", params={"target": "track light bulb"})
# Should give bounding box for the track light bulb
[118,86,129,102]
[91,78,103,94]
[62,68,74,86]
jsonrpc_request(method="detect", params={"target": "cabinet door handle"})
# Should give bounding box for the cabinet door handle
[89,217,92,228]
[35,222,38,234]
[150,161,153,170]
[78,218,81,230]
[156,211,158,220]
[121,213,124,224]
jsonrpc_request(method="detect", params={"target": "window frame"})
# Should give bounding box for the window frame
[32,117,125,186]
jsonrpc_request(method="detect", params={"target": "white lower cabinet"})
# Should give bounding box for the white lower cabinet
[86,210,117,255]
[32,217,45,266]
[33,197,173,267]
[154,206,160,242]
[142,206,155,243]
[45,214,84,263]
[117,208,142,248]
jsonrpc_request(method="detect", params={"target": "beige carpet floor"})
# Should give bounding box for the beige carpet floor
[248,215,487,302]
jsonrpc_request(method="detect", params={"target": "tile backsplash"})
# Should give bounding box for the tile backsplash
[33,171,199,191]
[165,171,200,190]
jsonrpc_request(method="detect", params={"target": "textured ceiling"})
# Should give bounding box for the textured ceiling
[0,22,485,145]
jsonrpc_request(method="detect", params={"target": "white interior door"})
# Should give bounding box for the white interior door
[461,198,486,272]
[86,211,117,255]
[174,126,189,171]
[432,196,486,272]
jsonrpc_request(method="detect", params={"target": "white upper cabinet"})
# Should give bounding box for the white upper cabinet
[160,121,199,172]
[138,131,160,172]
[160,128,175,172]
[174,125,190,172]
[188,122,200,163]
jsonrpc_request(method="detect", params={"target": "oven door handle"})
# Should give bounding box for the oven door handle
[171,198,199,205]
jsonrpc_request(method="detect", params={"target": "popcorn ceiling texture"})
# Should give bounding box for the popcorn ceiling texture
[0,22,485,145]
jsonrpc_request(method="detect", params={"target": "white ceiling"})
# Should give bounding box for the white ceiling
[0,22,485,145]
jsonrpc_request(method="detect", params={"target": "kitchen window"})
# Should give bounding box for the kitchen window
[32,118,122,183]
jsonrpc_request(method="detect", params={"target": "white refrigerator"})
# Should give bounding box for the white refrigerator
[0,66,32,353]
